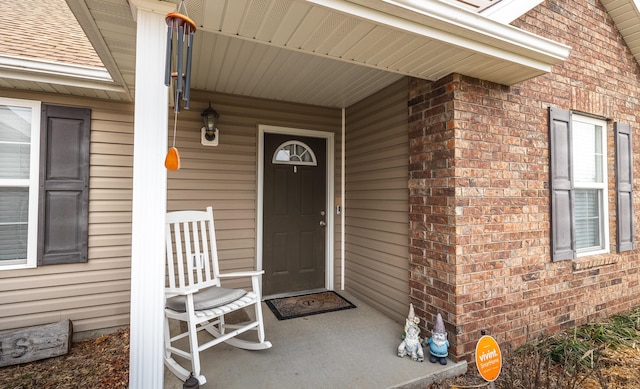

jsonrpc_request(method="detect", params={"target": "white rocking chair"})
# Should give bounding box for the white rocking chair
[164,206,272,385]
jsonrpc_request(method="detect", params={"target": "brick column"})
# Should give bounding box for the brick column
[408,75,461,359]
[409,72,554,362]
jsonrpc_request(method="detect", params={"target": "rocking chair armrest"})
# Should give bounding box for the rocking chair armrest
[218,270,265,279]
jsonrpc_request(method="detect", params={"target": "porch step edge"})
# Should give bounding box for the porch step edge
[389,359,468,389]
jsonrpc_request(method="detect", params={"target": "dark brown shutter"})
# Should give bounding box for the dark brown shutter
[615,122,634,252]
[549,107,575,261]
[38,105,90,265]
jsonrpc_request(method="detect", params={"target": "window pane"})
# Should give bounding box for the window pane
[0,187,29,223]
[575,189,600,249]
[0,105,32,180]
[0,188,29,261]
[0,224,27,260]
[0,143,31,179]
[275,149,291,161]
[573,121,603,183]
[0,105,32,143]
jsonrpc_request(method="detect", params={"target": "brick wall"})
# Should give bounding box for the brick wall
[409,0,640,362]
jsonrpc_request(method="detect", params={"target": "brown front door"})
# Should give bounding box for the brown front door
[263,133,327,296]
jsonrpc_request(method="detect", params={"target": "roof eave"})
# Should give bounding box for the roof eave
[65,0,133,99]
[309,0,571,84]
[0,54,127,94]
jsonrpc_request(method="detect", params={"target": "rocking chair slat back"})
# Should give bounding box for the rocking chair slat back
[166,230,177,290]
[199,219,215,283]
[183,222,196,286]
[165,209,221,292]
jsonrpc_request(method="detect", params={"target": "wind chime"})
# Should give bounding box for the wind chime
[164,0,196,171]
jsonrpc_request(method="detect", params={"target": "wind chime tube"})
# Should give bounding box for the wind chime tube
[165,8,196,112]
[176,25,184,95]
[163,4,197,170]
[183,32,194,109]
[164,25,173,86]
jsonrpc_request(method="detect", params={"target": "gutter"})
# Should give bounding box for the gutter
[0,55,126,93]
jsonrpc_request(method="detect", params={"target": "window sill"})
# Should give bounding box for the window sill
[572,254,620,271]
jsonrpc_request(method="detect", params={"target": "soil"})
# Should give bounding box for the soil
[0,328,129,389]
[0,325,638,388]
[436,340,640,389]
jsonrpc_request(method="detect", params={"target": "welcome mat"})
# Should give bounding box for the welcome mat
[265,291,356,320]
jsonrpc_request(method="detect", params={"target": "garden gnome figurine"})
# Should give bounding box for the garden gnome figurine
[428,313,449,365]
[397,303,424,362]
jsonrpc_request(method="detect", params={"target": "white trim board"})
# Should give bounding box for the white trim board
[257,125,336,295]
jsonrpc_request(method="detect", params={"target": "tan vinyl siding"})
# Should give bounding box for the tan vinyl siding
[0,89,133,335]
[344,78,409,323]
[0,86,356,334]
[167,90,342,289]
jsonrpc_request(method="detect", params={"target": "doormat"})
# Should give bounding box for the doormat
[265,291,356,320]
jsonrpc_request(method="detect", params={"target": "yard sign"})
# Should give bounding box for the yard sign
[475,335,502,382]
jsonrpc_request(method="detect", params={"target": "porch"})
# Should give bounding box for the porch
[163,292,467,389]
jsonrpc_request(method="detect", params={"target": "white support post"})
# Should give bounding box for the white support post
[129,5,172,389]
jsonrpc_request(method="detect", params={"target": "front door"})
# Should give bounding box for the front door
[263,133,327,296]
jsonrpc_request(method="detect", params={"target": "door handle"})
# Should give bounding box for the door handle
[319,220,327,227]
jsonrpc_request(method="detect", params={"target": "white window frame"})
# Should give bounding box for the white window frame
[0,97,41,269]
[571,114,609,257]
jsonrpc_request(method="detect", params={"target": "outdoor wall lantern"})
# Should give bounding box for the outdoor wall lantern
[200,102,219,146]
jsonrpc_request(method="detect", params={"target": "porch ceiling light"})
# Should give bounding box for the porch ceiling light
[201,102,219,141]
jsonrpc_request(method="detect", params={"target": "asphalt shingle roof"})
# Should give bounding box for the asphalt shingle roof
[0,0,104,68]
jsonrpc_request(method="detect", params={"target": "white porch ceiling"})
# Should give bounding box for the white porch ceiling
[10,0,573,108]
[174,0,569,107]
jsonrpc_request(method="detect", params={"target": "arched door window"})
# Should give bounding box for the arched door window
[271,140,317,166]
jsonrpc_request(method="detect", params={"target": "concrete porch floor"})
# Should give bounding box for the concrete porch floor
[163,292,467,389]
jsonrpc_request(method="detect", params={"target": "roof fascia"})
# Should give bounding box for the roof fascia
[0,54,127,93]
[312,0,570,70]
[65,0,131,98]
[480,0,544,23]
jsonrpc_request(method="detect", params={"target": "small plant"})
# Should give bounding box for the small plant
[498,341,554,389]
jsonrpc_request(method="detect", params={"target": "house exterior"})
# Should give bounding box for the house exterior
[1,0,640,387]
[406,0,640,360]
